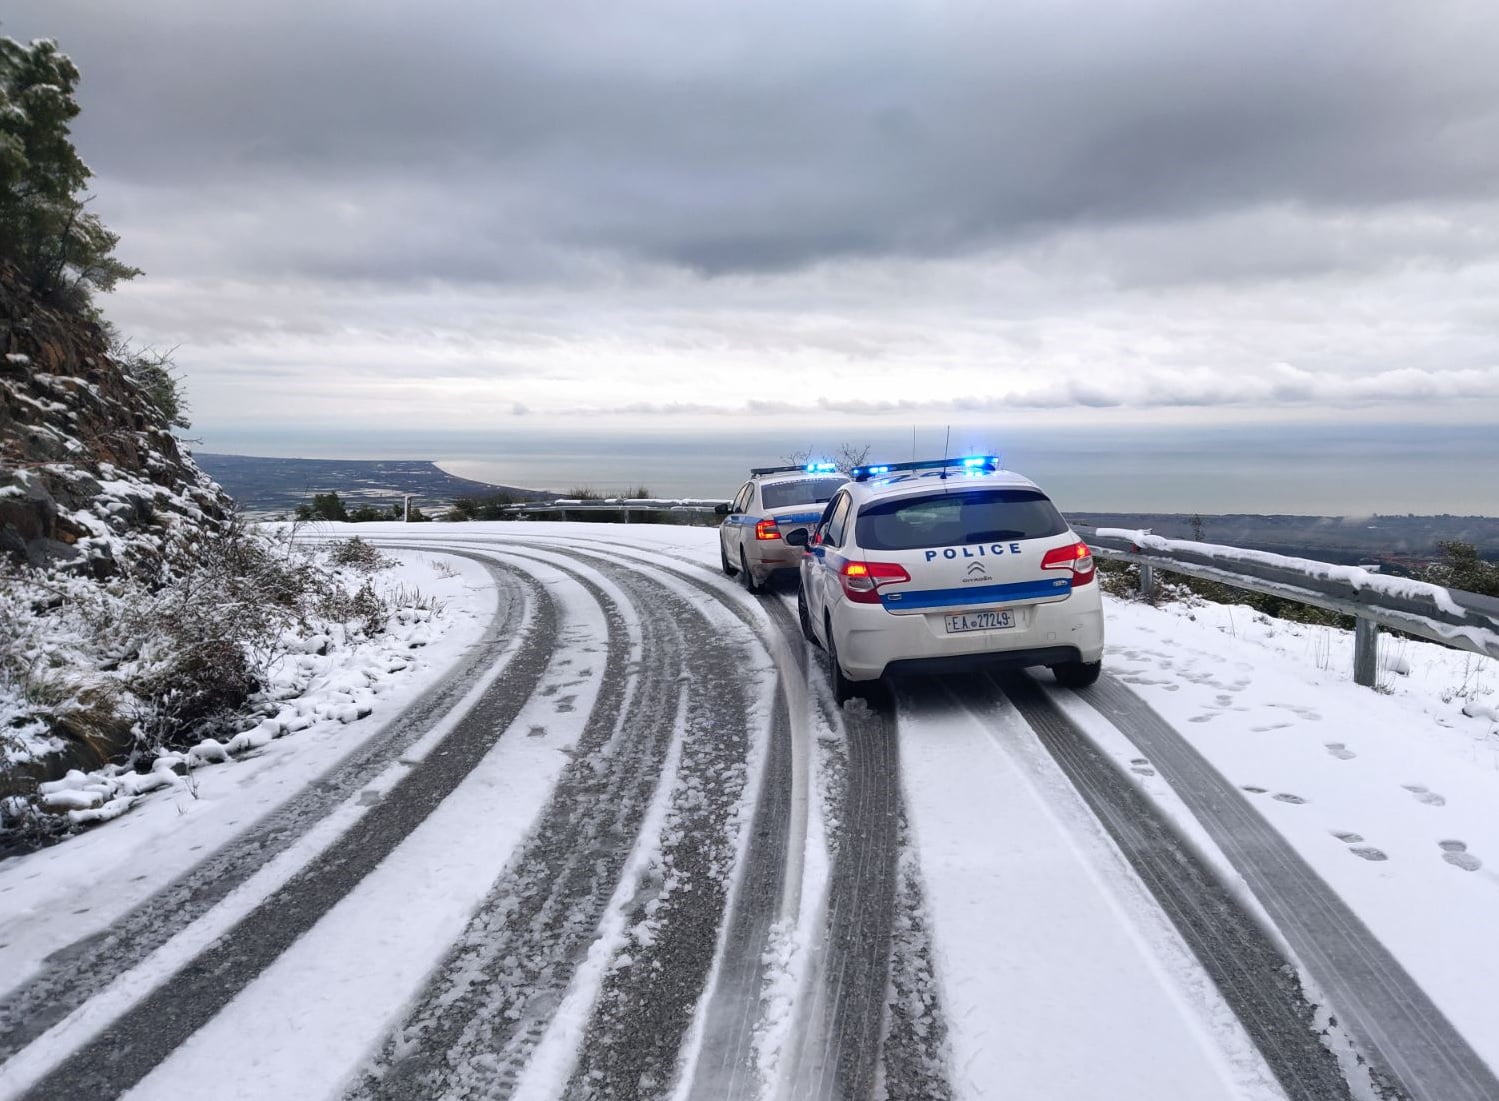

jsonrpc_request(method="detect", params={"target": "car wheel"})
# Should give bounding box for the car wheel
[740,549,762,594]
[721,539,737,576]
[825,615,858,704]
[797,586,818,646]
[1051,660,1102,688]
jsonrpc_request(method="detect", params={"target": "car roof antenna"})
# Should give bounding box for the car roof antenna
[941,424,950,480]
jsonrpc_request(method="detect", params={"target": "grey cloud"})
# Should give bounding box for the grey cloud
[10,0,1499,284]
[576,365,1499,417]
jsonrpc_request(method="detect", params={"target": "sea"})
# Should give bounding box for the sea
[198,421,1499,517]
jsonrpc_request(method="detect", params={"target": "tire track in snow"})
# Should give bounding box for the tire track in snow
[788,691,901,1101]
[1072,673,1499,1101]
[420,535,809,1100]
[877,810,954,1101]
[0,551,530,1067]
[555,551,759,1100]
[583,555,797,1101]
[997,672,1355,1101]
[13,556,559,1101]
[566,534,955,1101]
[349,551,673,1100]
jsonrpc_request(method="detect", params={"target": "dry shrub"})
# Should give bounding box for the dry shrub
[327,536,394,574]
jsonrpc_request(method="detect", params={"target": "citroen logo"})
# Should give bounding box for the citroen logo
[966,562,987,577]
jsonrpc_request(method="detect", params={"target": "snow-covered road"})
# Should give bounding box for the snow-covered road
[3,522,1497,1101]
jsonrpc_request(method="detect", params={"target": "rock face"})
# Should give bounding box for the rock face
[0,266,232,574]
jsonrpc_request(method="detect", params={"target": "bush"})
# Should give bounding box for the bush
[295,491,349,522]
[107,333,190,430]
[448,493,519,521]
[327,536,393,573]
[0,522,404,780]
[1422,541,1499,598]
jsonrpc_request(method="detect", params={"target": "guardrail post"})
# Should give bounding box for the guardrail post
[1353,616,1379,687]
[621,505,630,524]
[1138,563,1156,601]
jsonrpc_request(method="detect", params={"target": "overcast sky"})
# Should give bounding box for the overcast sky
[8,0,1499,448]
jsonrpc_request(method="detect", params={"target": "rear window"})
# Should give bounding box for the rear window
[855,488,1068,550]
[761,477,846,510]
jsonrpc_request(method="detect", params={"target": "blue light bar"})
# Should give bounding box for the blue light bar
[851,456,1001,481]
[804,462,839,474]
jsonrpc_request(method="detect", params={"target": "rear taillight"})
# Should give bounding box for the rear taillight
[755,519,781,541]
[1041,541,1095,586]
[840,560,911,604]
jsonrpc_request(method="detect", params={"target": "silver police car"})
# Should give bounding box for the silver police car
[718,464,848,592]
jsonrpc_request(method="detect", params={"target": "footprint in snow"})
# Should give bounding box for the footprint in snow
[1330,830,1386,860]
[527,725,547,739]
[1403,784,1447,807]
[1440,840,1482,871]
[1272,793,1308,804]
[1251,723,1293,733]
[1129,758,1156,777]
[1189,714,1214,724]
[1325,743,1357,760]
[1241,785,1268,795]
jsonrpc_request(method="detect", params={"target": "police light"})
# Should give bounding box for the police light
[961,455,999,469]
[804,462,839,474]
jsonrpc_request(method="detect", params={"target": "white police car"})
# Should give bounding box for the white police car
[718,463,848,592]
[788,456,1104,701]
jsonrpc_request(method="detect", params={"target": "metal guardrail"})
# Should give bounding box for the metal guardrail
[499,498,729,524]
[1076,526,1499,687]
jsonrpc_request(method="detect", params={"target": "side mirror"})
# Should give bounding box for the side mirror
[714,502,730,516]
[785,528,809,547]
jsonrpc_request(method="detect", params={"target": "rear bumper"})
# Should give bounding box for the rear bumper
[834,587,1104,681]
[747,543,807,576]
[883,645,1084,678]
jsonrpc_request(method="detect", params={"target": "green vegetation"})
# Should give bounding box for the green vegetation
[108,334,191,430]
[448,493,520,521]
[0,34,140,310]
[295,491,430,523]
[1423,541,1499,598]
[296,492,349,523]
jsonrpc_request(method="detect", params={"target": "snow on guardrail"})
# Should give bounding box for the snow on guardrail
[1093,528,1472,616]
[1076,525,1499,684]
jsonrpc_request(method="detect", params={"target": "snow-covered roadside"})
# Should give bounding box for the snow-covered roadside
[0,549,497,1000]
[1080,592,1499,1077]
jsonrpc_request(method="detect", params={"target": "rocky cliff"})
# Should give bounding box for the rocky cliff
[0,266,232,575]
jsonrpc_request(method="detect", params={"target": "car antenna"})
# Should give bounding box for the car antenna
[941,424,950,479]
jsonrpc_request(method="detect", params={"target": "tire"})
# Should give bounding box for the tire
[740,550,762,594]
[721,539,737,576]
[1051,660,1102,688]
[826,615,858,704]
[798,586,818,645]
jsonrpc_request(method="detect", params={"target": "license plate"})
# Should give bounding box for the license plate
[944,609,1015,633]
